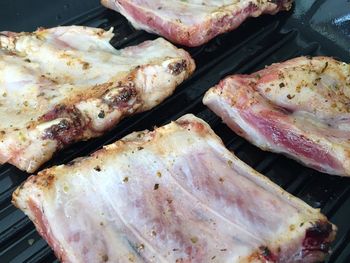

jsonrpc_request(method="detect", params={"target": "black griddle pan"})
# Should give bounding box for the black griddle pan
[0,0,349,262]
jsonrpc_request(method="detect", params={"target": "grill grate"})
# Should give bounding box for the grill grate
[0,0,350,262]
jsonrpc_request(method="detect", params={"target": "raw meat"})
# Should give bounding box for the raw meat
[101,0,294,47]
[13,114,336,262]
[0,26,195,172]
[203,56,350,176]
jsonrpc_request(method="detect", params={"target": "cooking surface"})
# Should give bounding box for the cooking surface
[0,0,349,262]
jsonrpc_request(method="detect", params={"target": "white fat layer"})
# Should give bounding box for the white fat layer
[0,26,193,171]
[0,27,186,130]
[16,115,327,262]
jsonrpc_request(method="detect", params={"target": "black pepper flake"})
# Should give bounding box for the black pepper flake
[82,62,90,70]
[137,244,145,251]
[123,176,129,183]
[321,62,329,73]
[287,94,295,99]
[154,183,159,190]
[94,165,101,172]
[98,110,105,118]
[137,146,144,150]
[220,248,227,251]
[279,82,285,88]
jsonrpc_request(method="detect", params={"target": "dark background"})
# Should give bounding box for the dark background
[0,0,349,262]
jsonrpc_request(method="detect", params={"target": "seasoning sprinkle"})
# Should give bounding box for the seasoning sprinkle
[190,237,198,244]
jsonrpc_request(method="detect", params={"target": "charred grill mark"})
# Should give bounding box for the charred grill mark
[33,170,56,188]
[116,89,135,104]
[44,119,70,139]
[41,105,86,147]
[102,82,138,109]
[259,246,277,262]
[167,60,187,76]
[98,110,105,119]
[40,104,67,122]
[302,221,334,256]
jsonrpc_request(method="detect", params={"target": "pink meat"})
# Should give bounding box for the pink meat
[203,56,350,176]
[101,0,293,47]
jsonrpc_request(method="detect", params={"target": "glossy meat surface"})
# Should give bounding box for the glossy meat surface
[0,26,195,172]
[101,0,293,46]
[13,114,336,262]
[204,56,350,176]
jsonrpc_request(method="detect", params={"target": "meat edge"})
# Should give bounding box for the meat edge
[203,75,350,176]
[0,38,195,173]
[13,114,336,262]
[101,0,294,47]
